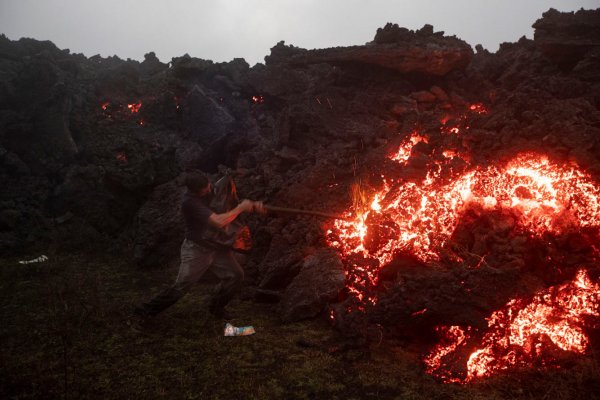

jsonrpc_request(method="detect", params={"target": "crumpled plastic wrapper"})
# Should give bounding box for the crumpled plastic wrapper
[224,323,255,336]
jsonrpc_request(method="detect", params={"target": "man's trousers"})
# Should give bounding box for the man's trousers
[137,239,244,316]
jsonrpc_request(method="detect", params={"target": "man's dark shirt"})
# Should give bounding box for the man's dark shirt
[181,191,214,245]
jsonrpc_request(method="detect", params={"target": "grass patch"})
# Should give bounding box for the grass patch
[1,253,599,399]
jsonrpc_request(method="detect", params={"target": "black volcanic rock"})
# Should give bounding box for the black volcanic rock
[264,27,473,76]
[533,8,600,70]
[1,9,600,330]
[131,178,186,268]
[279,249,345,322]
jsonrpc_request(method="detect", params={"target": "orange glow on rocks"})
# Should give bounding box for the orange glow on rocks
[329,152,600,269]
[115,152,128,164]
[389,132,428,164]
[469,103,488,114]
[127,102,142,113]
[424,326,470,383]
[426,269,600,383]
[326,99,600,381]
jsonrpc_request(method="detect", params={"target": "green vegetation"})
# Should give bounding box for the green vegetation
[1,254,598,399]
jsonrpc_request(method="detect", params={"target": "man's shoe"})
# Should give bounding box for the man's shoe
[127,306,154,330]
[133,306,149,317]
[127,314,146,331]
[209,304,233,320]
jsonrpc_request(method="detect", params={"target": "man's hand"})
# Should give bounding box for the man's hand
[238,199,254,213]
[252,201,266,214]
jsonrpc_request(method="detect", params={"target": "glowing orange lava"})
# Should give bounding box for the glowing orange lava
[326,101,600,383]
[426,269,600,383]
[330,153,600,270]
[469,103,488,114]
[390,132,428,163]
[127,102,142,113]
[424,326,471,383]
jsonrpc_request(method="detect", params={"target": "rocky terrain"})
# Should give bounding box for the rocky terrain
[2,7,600,385]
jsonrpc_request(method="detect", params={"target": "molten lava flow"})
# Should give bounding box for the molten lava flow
[426,269,600,383]
[330,153,600,269]
[424,326,470,383]
[442,150,458,159]
[328,147,600,312]
[127,102,142,113]
[326,100,600,382]
[389,132,428,163]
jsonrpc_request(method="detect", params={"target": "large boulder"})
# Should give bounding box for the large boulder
[265,24,473,76]
[279,249,345,322]
[131,178,186,268]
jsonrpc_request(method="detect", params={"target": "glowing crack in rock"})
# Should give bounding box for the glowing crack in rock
[469,103,488,114]
[390,132,428,163]
[424,326,471,384]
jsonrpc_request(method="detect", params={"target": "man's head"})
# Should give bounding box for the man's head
[184,170,212,197]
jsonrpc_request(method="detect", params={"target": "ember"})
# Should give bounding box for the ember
[127,102,142,113]
[389,132,428,163]
[115,152,128,163]
[469,103,488,114]
[252,95,265,104]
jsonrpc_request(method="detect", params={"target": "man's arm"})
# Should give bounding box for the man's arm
[208,199,255,229]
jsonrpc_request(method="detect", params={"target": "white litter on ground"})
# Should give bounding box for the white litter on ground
[18,255,49,264]
[224,323,255,336]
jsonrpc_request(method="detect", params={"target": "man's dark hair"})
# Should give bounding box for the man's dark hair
[184,170,210,192]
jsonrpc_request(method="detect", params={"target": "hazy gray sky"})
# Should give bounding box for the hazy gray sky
[1,0,598,65]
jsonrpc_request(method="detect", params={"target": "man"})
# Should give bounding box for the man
[134,170,263,320]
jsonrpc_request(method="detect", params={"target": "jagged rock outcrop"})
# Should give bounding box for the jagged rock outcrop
[266,24,473,76]
[533,8,600,71]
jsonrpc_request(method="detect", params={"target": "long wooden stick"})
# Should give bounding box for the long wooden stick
[265,205,348,220]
